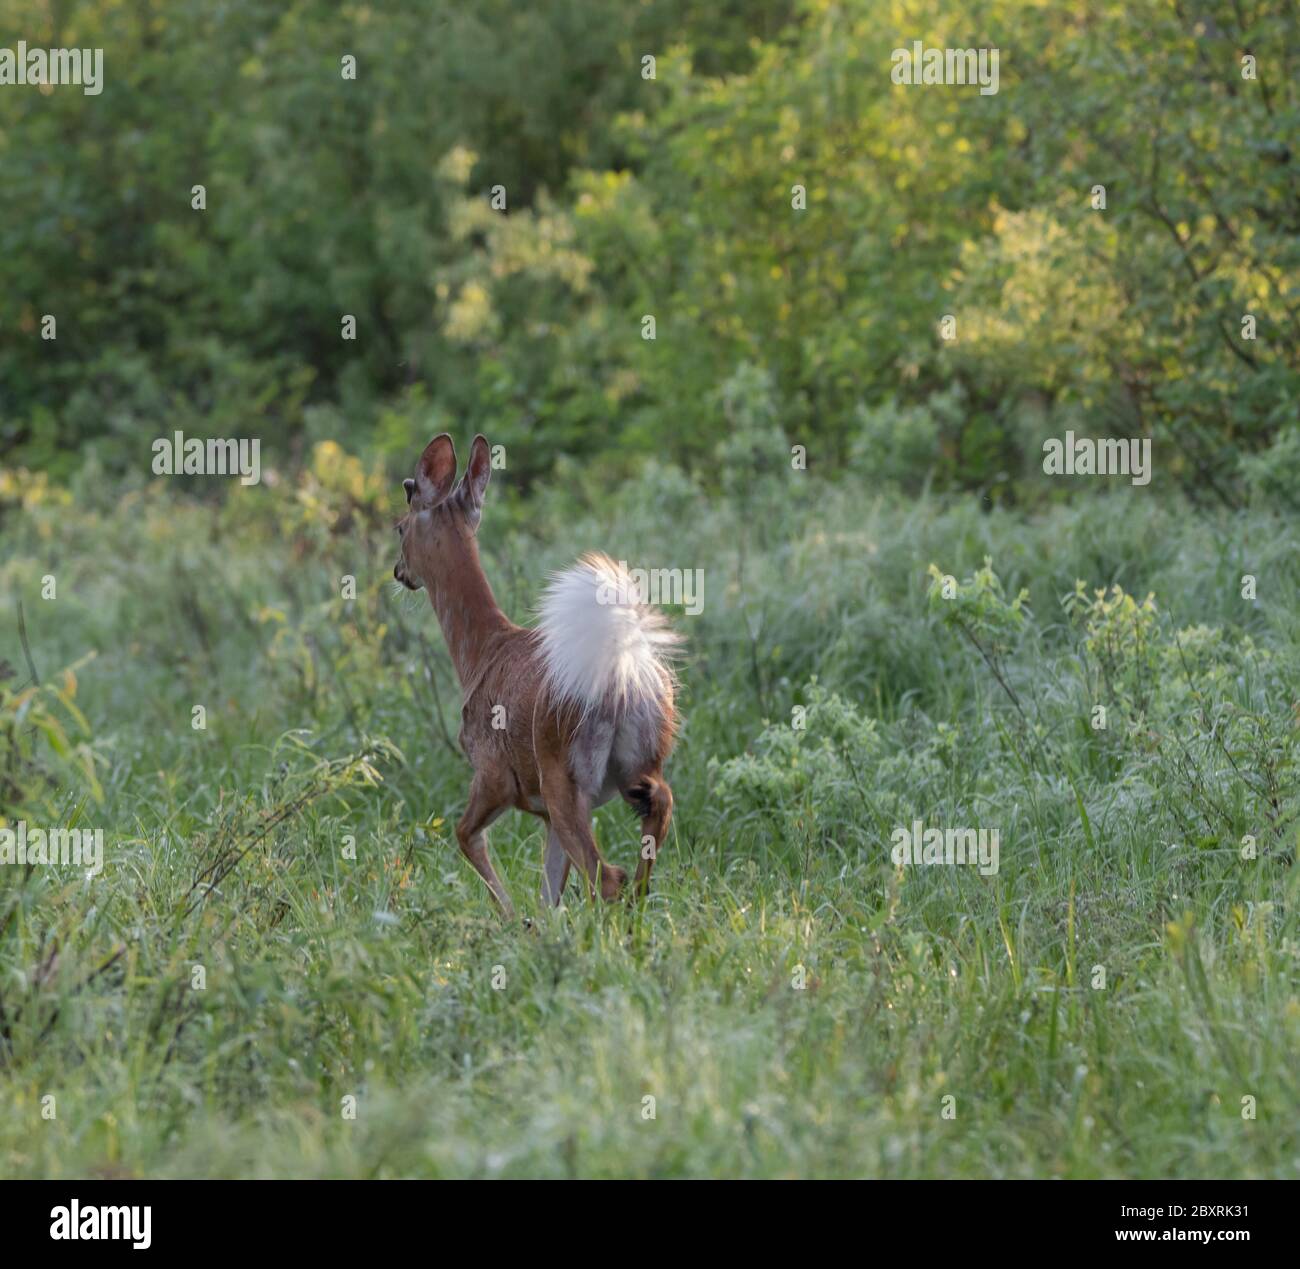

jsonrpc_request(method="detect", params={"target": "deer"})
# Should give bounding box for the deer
[393,433,680,919]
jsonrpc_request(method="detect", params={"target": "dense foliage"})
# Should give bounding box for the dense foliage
[2,0,1296,501]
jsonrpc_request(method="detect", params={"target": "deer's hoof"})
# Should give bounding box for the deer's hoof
[599,865,628,902]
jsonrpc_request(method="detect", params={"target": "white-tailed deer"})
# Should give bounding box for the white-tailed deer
[393,434,680,917]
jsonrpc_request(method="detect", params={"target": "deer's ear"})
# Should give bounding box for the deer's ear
[414,434,457,509]
[460,435,492,528]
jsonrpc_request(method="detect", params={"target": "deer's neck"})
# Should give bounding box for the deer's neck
[427,537,510,691]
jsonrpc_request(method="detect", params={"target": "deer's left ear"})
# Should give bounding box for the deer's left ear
[415,433,458,509]
[460,434,492,528]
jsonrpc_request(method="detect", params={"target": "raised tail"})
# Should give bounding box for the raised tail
[536,552,681,714]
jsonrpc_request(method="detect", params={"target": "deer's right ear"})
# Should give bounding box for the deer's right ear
[414,434,457,509]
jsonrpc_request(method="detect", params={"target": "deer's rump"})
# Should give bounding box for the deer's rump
[458,554,679,813]
[533,552,679,804]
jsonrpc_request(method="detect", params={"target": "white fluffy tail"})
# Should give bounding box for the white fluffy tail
[537,552,680,712]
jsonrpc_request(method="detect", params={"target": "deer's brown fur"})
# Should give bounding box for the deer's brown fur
[394,434,677,917]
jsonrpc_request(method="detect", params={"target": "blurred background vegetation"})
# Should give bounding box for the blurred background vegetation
[1,0,1296,504]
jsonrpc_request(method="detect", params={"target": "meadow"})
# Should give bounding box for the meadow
[2,454,1296,1178]
[2,0,1297,1181]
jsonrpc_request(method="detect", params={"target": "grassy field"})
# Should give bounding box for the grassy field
[1,456,1298,1178]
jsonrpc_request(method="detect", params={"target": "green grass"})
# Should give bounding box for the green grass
[1,462,1297,1178]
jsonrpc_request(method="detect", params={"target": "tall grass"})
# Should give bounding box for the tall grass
[0,457,1296,1177]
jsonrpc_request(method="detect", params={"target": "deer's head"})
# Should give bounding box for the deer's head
[394,433,492,592]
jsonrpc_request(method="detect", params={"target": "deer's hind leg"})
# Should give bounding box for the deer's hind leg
[540,823,571,906]
[538,751,626,902]
[623,771,673,902]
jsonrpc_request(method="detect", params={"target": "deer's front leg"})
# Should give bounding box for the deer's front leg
[455,771,515,918]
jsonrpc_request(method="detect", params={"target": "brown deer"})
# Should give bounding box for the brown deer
[393,434,680,918]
